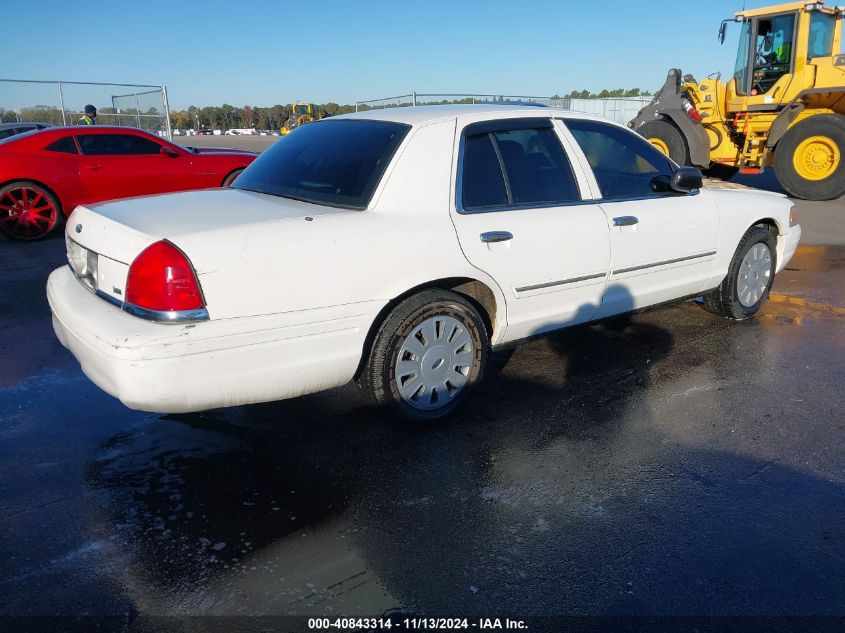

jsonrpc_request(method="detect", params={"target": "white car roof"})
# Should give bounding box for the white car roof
[335,104,615,127]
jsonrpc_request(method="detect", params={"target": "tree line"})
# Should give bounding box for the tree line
[168,89,652,131]
[1,88,653,132]
[554,88,651,99]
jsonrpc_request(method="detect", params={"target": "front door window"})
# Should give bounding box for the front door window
[751,13,796,95]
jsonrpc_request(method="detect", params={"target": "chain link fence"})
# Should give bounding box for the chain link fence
[0,79,172,139]
[355,92,652,125]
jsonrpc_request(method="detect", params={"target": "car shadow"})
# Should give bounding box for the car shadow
[78,285,845,619]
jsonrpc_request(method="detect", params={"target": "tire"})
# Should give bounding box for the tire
[639,119,690,165]
[0,181,61,241]
[221,168,244,187]
[702,163,739,181]
[358,289,489,422]
[703,226,777,320]
[773,114,845,200]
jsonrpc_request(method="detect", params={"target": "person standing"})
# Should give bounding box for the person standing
[77,105,97,125]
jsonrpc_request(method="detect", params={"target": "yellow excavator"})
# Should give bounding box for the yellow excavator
[280,102,321,135]
[630,1,845,200]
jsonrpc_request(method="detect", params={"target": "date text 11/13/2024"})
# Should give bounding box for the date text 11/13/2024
[307,617,528,630]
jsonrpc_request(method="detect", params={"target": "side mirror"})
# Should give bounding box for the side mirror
[160,146,180,158]
[671,166,703,193]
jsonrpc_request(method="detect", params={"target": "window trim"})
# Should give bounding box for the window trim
[557,118,698,203]
[455,118,583,214]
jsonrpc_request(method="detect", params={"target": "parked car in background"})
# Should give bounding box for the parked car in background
[225,128,258,136]
[0,121,53,140]
[0,126,257,240]
[47,106,800,421]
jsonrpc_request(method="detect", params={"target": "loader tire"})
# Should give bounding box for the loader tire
[773,114,845,200]
[639,120,689,165]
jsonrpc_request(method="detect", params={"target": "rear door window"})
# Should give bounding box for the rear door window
[564,119,675,199]
[78,134,162,156]
[808,11,836,59]
[461,122,580,211]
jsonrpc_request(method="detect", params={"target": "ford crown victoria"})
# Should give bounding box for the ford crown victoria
[47,105,801,421]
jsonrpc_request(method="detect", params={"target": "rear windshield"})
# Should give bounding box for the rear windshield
[233,119,410,209]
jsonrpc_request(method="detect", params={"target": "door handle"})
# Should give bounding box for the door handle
[613,216,639,227]
[480,231,513,243]
[84,164,103,171]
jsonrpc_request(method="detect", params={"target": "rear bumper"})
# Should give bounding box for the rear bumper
[47,265,379,413]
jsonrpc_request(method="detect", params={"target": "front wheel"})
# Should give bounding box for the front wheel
[359,290,489,422]
[703,226,777,320]
[0,181,61,241]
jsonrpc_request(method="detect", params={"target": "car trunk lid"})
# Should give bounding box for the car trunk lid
[64,188,347,311]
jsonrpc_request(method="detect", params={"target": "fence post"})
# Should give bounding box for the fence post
[111,95,119,126]
[58,82,67,125]
[134,94,142,128]
[162,85,172,141]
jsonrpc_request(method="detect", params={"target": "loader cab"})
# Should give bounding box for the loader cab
[731,11,798,100]
[726,2,845,112]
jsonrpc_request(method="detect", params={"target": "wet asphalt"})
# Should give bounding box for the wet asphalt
[1,209,845,632]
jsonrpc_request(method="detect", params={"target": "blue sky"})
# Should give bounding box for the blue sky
[7,0,775,109]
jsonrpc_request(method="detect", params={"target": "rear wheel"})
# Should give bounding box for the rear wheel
[639,120,689,165]
[0,181,61,241]
[703,226,776,320]
[221,168,244,187]
[359,290,489,422]
[773,114,845,200]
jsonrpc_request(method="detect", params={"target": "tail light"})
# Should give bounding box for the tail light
[125,240,205,313]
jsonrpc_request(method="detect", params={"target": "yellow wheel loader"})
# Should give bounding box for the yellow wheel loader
[630,1,845,200]
[280,103,321,136]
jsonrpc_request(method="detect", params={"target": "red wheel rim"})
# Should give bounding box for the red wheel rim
[0,185,59,241]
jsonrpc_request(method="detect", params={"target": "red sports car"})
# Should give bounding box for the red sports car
[0,126,258,240]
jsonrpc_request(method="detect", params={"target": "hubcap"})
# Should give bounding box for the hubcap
[649,137,670,156]
[737,242,772,308]
[0,186,58,240]
[394,315,474,411]
[792,135,840,181]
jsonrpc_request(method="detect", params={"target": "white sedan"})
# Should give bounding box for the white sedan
[47,105,801,421]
